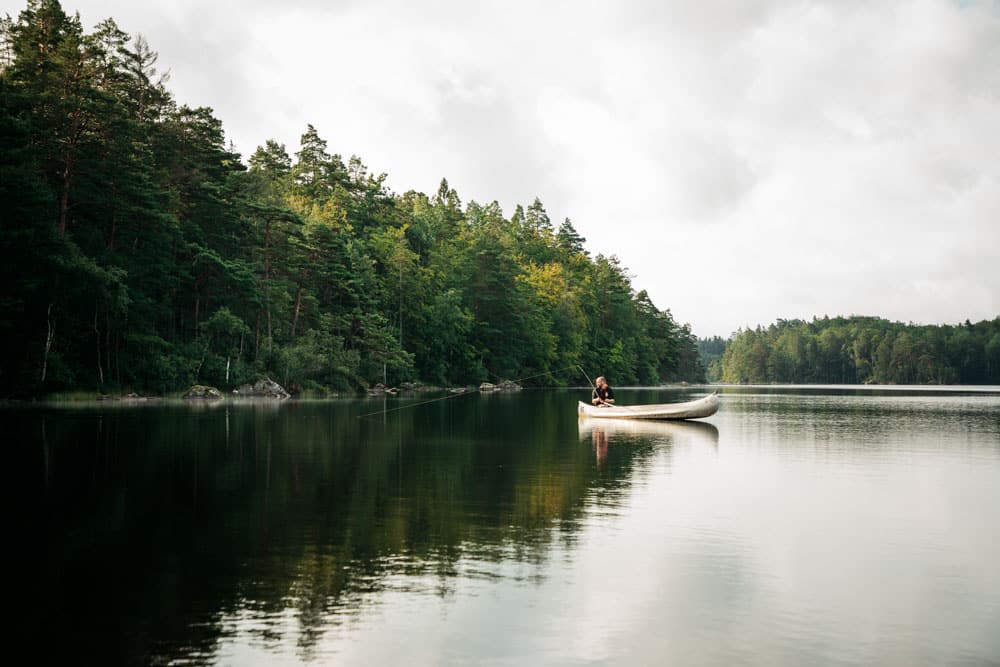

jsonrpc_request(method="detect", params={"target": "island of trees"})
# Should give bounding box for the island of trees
[0,1,704,398]
[701,316,1000,385]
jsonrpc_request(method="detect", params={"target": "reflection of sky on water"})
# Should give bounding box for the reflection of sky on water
[19,390,999,664]
[262,391,1000,665]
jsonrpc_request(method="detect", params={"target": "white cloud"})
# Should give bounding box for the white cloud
[52,0,1000,337]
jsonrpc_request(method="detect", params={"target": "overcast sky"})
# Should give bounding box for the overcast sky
[13,0,1000,337]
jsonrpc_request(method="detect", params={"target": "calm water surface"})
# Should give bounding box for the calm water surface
[8,387,1000,665]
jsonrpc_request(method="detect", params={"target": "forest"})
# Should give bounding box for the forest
[0,0,705,398]
[706,316,1000,385]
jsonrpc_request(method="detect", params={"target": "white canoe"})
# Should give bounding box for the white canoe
[577,391,719,420]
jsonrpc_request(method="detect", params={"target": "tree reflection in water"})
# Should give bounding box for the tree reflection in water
[9,392,719,664]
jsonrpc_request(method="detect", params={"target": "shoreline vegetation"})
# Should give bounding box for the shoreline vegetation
[0,1,704,400]
[698,315,1000,385]
[31,379,1000,407]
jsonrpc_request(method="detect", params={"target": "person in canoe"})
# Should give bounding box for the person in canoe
[591,376,615,407]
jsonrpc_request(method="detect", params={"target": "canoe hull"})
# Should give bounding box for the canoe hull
[577,391,719,421]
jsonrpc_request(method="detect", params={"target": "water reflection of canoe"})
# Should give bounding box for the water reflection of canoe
[578,417,719,444]
[577,391,719,420]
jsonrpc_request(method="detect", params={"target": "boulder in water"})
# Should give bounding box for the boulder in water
[183,385,223,400]
[234,377,290,399]
[480,380,521,392]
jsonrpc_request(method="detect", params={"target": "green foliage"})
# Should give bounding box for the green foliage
[717,316,1000,385]
[697,336,727,383]
[0,0,703,396]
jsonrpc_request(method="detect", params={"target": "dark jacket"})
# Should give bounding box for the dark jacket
[592,385,614,402]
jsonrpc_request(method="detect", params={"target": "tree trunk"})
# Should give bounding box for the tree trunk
[94,301,104,385]
[58,173,71,237]
[193,278,201,338]
[265,300,272,349]
[108,206,117,251]
[254,312,260,360]
[105,310,112,384]
[41,303,54,383]
[115,329,121,387]
[167,285,176,341]
[399,264,403,347]
[291,285,302,338]
[58,101,85,237]
[264,219,272,350]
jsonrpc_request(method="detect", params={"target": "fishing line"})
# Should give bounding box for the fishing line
[355,390,477,420]
[356,364,588,420]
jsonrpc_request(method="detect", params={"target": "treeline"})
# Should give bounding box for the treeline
[0,1,703,397]
[713,316,1000,385]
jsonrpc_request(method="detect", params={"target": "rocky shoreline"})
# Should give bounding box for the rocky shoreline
[57,378,525,402]
[366,380,523,396]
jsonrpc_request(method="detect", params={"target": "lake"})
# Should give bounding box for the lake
[8,386,1000,665]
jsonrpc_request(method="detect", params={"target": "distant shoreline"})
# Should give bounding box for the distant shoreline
[7,382,999,407]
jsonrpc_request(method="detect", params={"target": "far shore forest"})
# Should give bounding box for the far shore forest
[2,2,997,399]
[700,316,1000,385]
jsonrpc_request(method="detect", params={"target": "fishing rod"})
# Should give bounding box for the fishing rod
[578,364,637,411]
